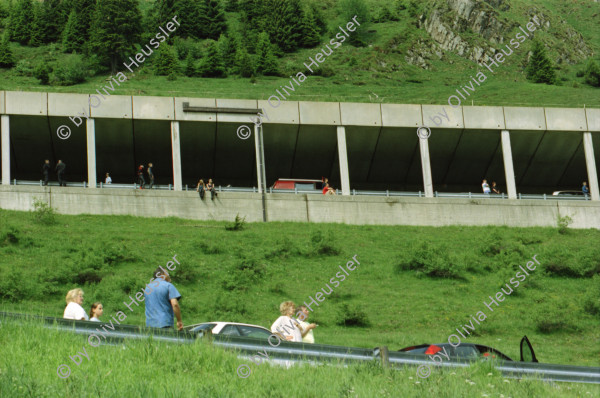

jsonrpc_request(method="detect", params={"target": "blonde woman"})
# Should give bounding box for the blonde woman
[270,301,302,342]
[63,288,89,320]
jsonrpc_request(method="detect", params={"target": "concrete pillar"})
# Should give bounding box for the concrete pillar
[86,118,96,188]
[501,130,517,199]
[254,123,266,193]
[336,126,350,195]
[1,115,9,185]
[583,132,599,201]
[170,121,182,191]
[419,137,434,197]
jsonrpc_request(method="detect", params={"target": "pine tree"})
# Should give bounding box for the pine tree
[62,0,95,52]
[255,32,278,75]
[310,3,327,35]
[300,8,320,48]
[525,41,556,85]
[88,0,143,74]
[584,59,600,87]
[175,0,205,39]
[224,0,239,11]
[40,0,68,43]
[339,0,369,46]
[218,34,237,70]
[28,1,45,47]
[199,40,225,77]
[10,0,35,45]
[202,0,227,40]
[0,34,15,68]
[154,44,179,75]
[184,53,197,76]
[234,45,253,77]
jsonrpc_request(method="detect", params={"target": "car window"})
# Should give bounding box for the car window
[220,325,241,336]
[296,183,315,191]
[190,323,216,332]
[237,325,272,339]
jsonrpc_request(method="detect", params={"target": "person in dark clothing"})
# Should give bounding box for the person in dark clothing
[147,163,155,189]
[491,181,502,194]
[206,179,217,200]
[137,165,145,189]
[42,160,50,186]
[56,160,66,186]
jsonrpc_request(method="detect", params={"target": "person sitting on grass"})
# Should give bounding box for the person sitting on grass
[63,288,89,321]
[89,302,103,322]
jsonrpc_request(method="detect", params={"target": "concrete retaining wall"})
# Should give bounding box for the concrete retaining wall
[1,186,599,229]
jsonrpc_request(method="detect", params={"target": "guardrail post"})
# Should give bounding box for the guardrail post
[169,184,172,190]
[295,187,298,194]
[518,193,522,200]
[13,179,16,185]
[386,190,389,197]
[270,187,272,193]
[543,193,546,200]
[380,346,390,369]
[353,189,356,195]
[469,192,472,198]
[83,181,86,188]
[419,191,421,197]
[100,182,103,188]
[435,191,438,197]
[39,180,42,186]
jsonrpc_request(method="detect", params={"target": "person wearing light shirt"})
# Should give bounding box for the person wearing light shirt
[296,305,317,344]
[63,288,89,321]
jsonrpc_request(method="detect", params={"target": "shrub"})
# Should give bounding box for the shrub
[336,303,371,327]
[0,226,20,246]
[198,242,223,254]
[32,198,56,225]
[396,242,466,279]
[34,63,51,85]
[14,60,34,76]
[583,276,600,317]
[50,57,88,86]
[557,215,572,235]
[225,214,246,231]
[584,59,600,87]
[309,230,340,256]
[265,238,302,259]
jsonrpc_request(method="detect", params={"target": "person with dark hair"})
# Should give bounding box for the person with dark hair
[42,159,50,186]
[196,179,205,199]
[491,181,502,194]
[582,181,589,197]
[89,302,103,322]
[144,265,183,330]
[137,165,145,189]
[206,178,217,200]
[56,160,66,187]
[147,163,155,189]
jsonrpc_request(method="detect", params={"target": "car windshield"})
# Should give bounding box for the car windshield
[189,323,217,332]
[237,325,272,339]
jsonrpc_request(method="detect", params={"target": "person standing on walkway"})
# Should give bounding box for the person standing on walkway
[42,159,50,186]
[582,181,590,197]
[56,160,66,187]
[145,267,183,330]
[147,163,155,189]
[137,165,145,189]
[482,179,491,194]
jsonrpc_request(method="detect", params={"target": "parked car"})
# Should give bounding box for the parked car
[271,178,325,192]
[552,190,586,197]
[184,322,273,340]
[399,336,538,362]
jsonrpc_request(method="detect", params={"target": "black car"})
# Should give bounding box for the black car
[399,336,538,362]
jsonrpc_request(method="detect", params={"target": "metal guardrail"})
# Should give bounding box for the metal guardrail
[7,180,592,201]
[1,311,598,384]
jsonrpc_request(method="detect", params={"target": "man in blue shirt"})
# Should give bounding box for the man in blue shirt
[582,181,590,197]
[145,267,183,330]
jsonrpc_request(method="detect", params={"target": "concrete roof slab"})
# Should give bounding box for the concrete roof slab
[48,93,90,117]
[216,99,258,123]
[545,107,587,131]
[504,107,545,130]
[175,98,216,122]
[464,106,505,130]
[585,108,600,132]
[422,105,463,128]
[133,96,174,120]
[257,100,299,124]
[5,91,47,116]
[91,95,132,119]
[299,101,340,125]
[340,102,381,126]
[381,104,421,127]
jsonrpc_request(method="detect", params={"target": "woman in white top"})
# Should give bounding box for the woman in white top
[482,179,491,194]
[63,288,89,321]
[89,302,103,322]
[105,173,112,184]
[270,301,302,342]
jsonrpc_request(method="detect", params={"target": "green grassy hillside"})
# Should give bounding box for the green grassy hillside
[1,208,598,367]
[0,0,598,107]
